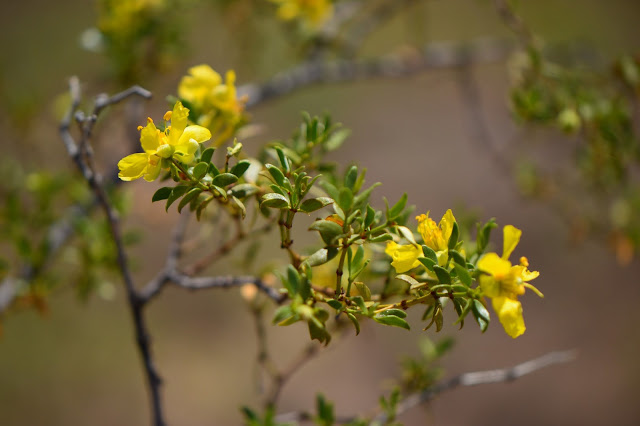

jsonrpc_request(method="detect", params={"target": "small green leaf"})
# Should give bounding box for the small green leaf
[315,394,335,426]
[327,299,343,310]
[231,160,251,177]
[303,247,339,267]
[453,263,472,287]
[421,245,438,263]
[192,162,208,180]
[231,196,246,219]
[351,296,368,315]
[152,187,172,202]
[275,147,290,173]
[388,193,408,220]
[212,173,238,187]
[472,299,490,332]
[165,185,190,211]
[346,312,360,335]
[395,274,420,288]
[368,233,393,243]
[265,164,285,186]
[374,314,410,330]
[299,197,333,213]
[448,222,459,250]
[396,226,417,245]
[378,308,407,318]
[433,266,451,284]
[200,147,215,164]
[337,187,354,211]
[208,163,220,176]
[449,249,466,266]
[178,188,202,213]
[309,220,343,245]
[320,181,339,200]
[344,166,358,190]
[325,128,350,151]
[353,182,381,207]
[364,205,376,228]
[353,282,371,300]
[229,183,259,198]
[417,256,436,273]
[261,193,290,209]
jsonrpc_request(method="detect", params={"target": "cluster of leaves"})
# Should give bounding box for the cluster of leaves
[152,139,257,220]
[509,48,640,262]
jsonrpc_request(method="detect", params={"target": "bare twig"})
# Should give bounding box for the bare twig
[372,350,577,424]
[59,78,166,426]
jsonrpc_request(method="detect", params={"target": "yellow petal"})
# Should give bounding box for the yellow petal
[502,225,522,260]
[169,101,189,145]
[140,118,160,153]
[439,209,456,243]
[118,153,149,181]
[385,241,421,273]
[478,252,511,276]
[143,160,162,182]
[177,125,212,146]
[188,64,221,87]
[492,297,526,338]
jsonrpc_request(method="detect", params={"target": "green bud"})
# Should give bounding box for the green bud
[156,144,175,159]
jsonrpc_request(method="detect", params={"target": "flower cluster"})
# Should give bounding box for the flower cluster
[98,0,165,42]
[385,210,457,273]
[477,225,543,338]
[118,101,211,181]
[178,65,246,145]
[269,0,334,28]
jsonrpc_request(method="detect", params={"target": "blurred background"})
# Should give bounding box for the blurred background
[2,0,640,425]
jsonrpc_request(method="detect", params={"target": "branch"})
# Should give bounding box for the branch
[372,350,577,424]
[239,38,513,108]
[58,78,165,426]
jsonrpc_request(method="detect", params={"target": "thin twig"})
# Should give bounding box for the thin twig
[372,350,577,424]
[59,78,165,426]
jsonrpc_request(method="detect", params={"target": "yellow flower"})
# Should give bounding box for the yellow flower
[118,101,211,182]
[385,210,457,273]
[178,65,246,144]
[385,241,422,274]
[477,225,543,338]
[269,0,333,28]
[98,0,164,40]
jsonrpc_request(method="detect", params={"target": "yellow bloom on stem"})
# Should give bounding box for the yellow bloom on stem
[477,225,543,338]
[385,210,457,273]
[269,0,333,28]
[118,101,211,182]
[385,241,422,273]
[178,65,246,141]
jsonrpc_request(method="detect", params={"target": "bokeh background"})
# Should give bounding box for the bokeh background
[2,0,640,425]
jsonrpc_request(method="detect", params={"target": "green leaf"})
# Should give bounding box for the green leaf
[352,245,365,271]
[388,193,408,220]
[299,197,333,213]
[472,299,490,332]
[351,296,368,315]
[208,162,220,176]
[448,222,459,250]
[364,205,376,228]
[337,187,354,211]
[309,220,343,245]
[303,247,339,267]
[308,318,331,345]
[346,312,360,335]
[327,299,343,310]
[324,128,350,151]
[453,263,472,287]
[192,162,208,180]
[286,265,300,296]
[433,266,451,284]
[200,147,215,164]
[418,256,436,273]
[231,160,251,177]
[395,274,420,288]
[344,166,358,190]
[178,188,202,213]
[261,193,290,209]
[165,185,190,211]
[353,282,371,300]
[229,183,259,198]
[374,314,410,330]
[320,181,339,200]
[353,182,381,208]
[211,173,238,187]
[377,308,407,318]
[195,195,214,220]
[315,394,335,426]
[477,218,497,254]
[421,245,438,263]
[396,226,417,245]
[434,306,444,332]
[152,187,172,202]
[368,233,393,243]
[449,249,466,266]
[275,147,290,174]
[231,196,246,219]
[212,185,227,200]
[265,164,285,186]
[272,305,295,325]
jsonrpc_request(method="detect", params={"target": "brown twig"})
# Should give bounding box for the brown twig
[59,77,166,426]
